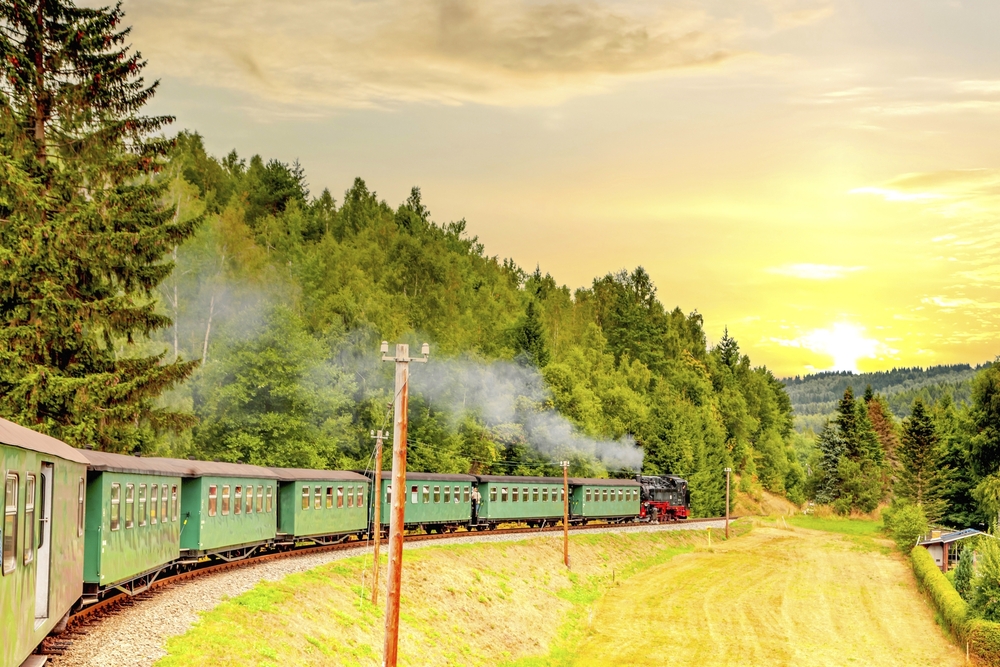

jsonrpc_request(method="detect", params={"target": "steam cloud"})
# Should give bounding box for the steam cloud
[411,358,644,471]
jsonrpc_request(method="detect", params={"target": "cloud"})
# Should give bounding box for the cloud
[922,296,1000,311]
[117,0,823,110]
[767,263,864,280]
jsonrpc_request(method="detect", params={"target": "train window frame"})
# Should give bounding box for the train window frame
[161,484,169,522]
[561,488,565,502]
[532,488,538,502]
[410,485,418,504]
[110,482,121,531]
[315,486,322,510]
[618,489,623,502]
[348,486,355,508]
[443,486,451,504]
[150,484,158,524]
[511,487,518,502]
[222,485,231,515]
[208,485,218,517]
[422,486,430,504]
[246,485,254,514]
[78,477,86,537]
[23,474,35,565]
[3,473,17,575]
[386,485,392,505]
[464,487,471,503]
[257,486,263,513]
[542,488,549,502]
[433,486,440,503]
[358,486,365,508]
[585,489,591,502]
[325,486,334,509]
[490,487,497,502]
[138,484,147,527]
[125,483,135,529]
[302,486,310,510]
[172,484,179,521]
[336,486,344,509]
[522,487,528,502]
[454,486,461,504]
[266,486,273,513]
[234,486,243,515]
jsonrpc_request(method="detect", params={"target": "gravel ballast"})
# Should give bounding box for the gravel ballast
[51,520,726,667]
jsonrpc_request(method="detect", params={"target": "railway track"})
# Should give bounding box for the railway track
[36,516,729,661]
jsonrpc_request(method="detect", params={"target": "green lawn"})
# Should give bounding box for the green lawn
[786,515,883,537]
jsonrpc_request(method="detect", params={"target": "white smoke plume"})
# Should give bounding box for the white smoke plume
[411,358,644,471]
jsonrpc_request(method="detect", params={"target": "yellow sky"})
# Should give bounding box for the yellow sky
[117,0,1000,376]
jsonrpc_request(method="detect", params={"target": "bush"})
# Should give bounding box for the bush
[911,546,968,638]
[975,538,1000,622]
[883,499,928,553]
[955,545,975,602]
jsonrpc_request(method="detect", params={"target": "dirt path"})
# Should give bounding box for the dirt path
[569,524,965,667]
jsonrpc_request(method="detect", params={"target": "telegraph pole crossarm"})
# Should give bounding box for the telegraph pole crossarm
[380,341,429,667]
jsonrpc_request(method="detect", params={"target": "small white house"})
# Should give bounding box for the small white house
[917,528,985,572]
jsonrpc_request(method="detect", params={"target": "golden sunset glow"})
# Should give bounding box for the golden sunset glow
[114,0,1000,376]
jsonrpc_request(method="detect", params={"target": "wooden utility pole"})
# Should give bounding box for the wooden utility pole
[370,429,385,605]
[562,461,570,568]
[724,467,732,539]
[381,341,428,667]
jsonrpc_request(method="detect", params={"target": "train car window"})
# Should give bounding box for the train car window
[301,486,310,510]
[490,487,497,502]
[603,489,609,502]
[464,487,471,503]
[618,489,624,502]
[523,487,529,502]
[151,484,158,524]
[266,486,273,513]
[139,485,147,527]
[78,478,86,537]
[348,486,355,508]
[431,486,438,503]
[532,488,538,502]
[422,486,430,504]
[234,486,242,515]
[110,483,121,531]
[561,488,565,502]
[125,484,134,529]
[500,487,506,502]
[208,485,218,517]
[161,484,169,522]
[171,485,178,521]
[23,474,35,564]
[336,487,344,509]
[455,486,461,503]
[511,487,518,502]
[542,488,549,502]
[3,473,17,575]
[257,486,263,513]
[443,486,451,504]
[386,486,392,505]
[246,486,254,514]
[315,486,322,510]
[410,485,417,504]
[325,487,333,509]
[222,485,230,515]
[358,487,365,508]
[585,489,591,502]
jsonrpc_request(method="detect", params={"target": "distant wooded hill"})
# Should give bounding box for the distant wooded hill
[782,365,982,432]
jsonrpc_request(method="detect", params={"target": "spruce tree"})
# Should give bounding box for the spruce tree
[0,0,198,450]
[898,399,945,521]
[512,301,550,367]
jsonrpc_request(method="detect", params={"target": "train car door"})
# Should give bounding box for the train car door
[35,461,53,622]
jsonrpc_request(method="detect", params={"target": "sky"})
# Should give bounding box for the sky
[117,0,1000,377]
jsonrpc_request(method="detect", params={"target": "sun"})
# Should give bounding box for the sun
[801,323,880,373]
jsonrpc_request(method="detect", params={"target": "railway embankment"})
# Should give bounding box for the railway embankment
[147,523,743,667]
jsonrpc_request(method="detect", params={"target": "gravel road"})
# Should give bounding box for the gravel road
[50,520,725,667]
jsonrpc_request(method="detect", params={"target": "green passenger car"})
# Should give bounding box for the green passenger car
[161,460,280,557]
[568,478,641,522]
[1,418,89,667]
[475,475,566,527]
[272,469,370,543]
[80,451,188,595]
[368,471,475,532]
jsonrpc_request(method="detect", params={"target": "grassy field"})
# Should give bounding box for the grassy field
[555,523,963,667]
[156,528,726,667]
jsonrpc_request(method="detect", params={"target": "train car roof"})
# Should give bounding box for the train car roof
[144,457,281,480]
[269,468,370,483]
[474,475,565,484]
[566,477,641,487]
[80,450,193,477]
[361,471,477,482]
[0,417,90,465]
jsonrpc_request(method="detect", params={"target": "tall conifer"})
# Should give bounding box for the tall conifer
[898,399,945,521]
[0,0,198,450]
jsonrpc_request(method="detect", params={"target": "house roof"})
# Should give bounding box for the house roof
[918,528,986,546]
[0,417,90,465]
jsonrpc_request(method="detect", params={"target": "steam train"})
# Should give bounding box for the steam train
[1,416,688,667]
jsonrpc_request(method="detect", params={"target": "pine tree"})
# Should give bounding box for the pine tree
[717,327,740,370]
[954,545,974,602]
[898,399,945,520]
[512,301,550,367]
[0,1,198,450]
[868,395,901,477]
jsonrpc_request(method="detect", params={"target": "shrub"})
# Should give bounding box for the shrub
[911,546,968,638]
[883,499,928,553]
[955,545,975,602]
[975,538,1000,622]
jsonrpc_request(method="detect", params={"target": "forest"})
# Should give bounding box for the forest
[3,0,999,527]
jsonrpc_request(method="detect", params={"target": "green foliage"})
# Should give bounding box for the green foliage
[975,538,1000,623]
[0,0,198,450]
[897,399,946,521]
[911,545,969,637]
[882,499,928,552]
[955,545,975,602]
